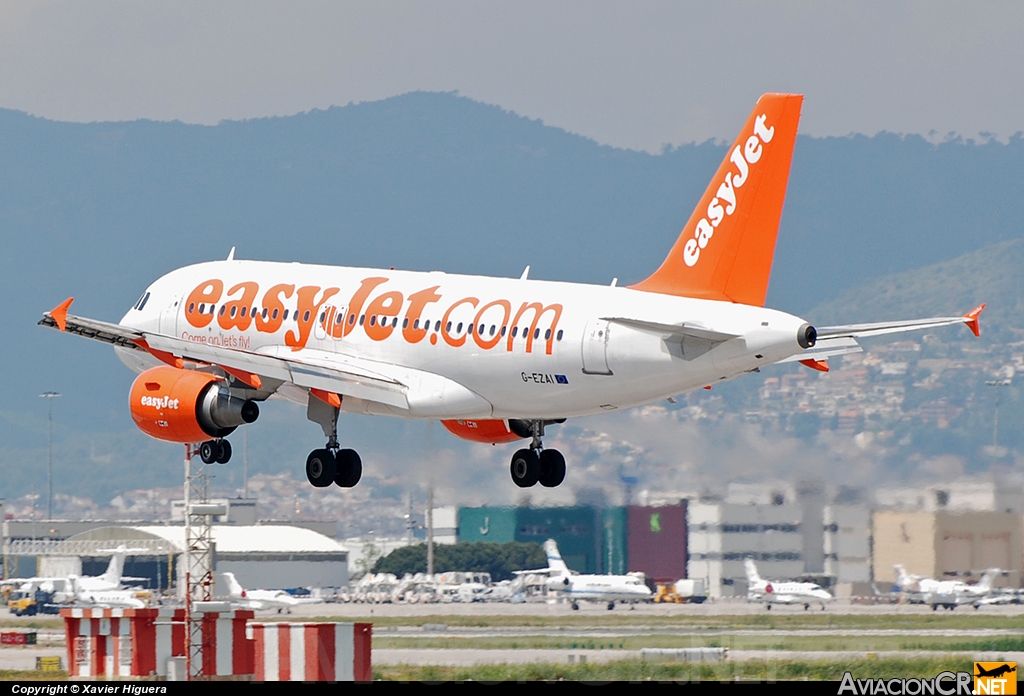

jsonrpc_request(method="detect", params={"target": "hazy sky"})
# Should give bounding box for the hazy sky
[2,1,1022,151]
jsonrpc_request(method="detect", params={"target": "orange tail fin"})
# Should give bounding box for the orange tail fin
[630,93,803,306]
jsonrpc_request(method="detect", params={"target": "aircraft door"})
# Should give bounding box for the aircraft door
[313,304,348,348]
[159,294,181,335]
[581,319,612,375]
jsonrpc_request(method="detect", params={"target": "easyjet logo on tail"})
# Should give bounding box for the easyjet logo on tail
[683,114,774,267]
[183,277,563,355]
[629,93,802,308]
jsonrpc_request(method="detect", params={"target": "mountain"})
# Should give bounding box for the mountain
[1,91,1023,508]
[807,238,1024,342]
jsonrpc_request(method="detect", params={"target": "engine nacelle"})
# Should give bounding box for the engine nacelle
[130,366,259,444]
[546,576,571,592]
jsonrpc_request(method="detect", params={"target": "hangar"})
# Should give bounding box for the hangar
[55,524,348,593]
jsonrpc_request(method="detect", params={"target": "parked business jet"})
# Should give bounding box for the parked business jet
[541,539,652,610]
[220,571,322,613]
[745,558,832,611]
[893,564,1000,610]
[40,93,985,490]
[10,545,139,600]
[68,575,148,609]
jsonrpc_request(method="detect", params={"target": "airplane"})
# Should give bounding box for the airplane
[7,544,139,599]
[541,539,652,610]
[67,575,148,609]
[744,558,832,611]
[975,663,1017,679]
[38,93,986,490]
[893,564,1000,610]
[219,571,323,613]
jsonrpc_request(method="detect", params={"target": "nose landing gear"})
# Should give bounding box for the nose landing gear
[509,420,566,488]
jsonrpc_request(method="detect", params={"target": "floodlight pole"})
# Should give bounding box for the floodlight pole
[986,379,1012,448]
[39,392,61,519]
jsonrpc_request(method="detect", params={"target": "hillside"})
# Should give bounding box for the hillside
[1,92,1022,514]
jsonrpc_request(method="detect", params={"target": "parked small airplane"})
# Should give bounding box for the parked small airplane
[220,571,323,613]
[745,558,832,610]
[540,539,652,610]
[893,564,1000,610]
[8,545,140,599]
[40,93,985,491]
[68,575,148,609]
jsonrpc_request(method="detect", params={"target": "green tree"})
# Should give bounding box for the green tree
[372,541,545,582]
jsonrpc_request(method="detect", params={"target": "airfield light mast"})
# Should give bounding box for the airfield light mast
[39,392,61,520]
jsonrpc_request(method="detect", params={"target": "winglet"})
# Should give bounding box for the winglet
[49,297,74,332]
[964,304,986,337]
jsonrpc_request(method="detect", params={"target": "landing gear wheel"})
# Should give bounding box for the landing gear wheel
[538,449,566,487]
[215,439,232,464]
[607,602,615,611]
[334,449,362,488]
[306,449,337,488]
[199,440,219,464]
[510,449,541,488]
[571,602,579,611]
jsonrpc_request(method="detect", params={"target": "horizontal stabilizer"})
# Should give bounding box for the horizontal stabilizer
[602,317,739,343]
[817,304,985,339]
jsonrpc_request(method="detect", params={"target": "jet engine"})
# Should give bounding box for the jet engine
[546,576,571,591]
[129,366,259,444]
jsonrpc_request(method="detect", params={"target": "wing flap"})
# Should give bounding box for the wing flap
[39,311,144,349]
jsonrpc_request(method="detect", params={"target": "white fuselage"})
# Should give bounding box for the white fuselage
[552,574,653,604]
[117,260,810,418]
[749,580,832,607]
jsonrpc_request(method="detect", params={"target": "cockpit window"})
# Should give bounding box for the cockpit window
[134,292,151,312]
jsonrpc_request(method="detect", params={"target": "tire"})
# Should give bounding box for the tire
[215,439,232,464]
[539,449,566,487]
[199,441,218,464]
[510,449,541,487]
[306,449,337,487]
[334,449,362,488]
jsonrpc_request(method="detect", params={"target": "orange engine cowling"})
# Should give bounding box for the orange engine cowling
[440,419,528,444]
[130,366,260,444]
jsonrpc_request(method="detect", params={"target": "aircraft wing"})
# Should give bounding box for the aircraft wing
[815,305,985,340]
[143,333,409,409]
[40,300,410,410]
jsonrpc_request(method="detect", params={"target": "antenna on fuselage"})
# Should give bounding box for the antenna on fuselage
[520,266,530,280]
[226,246,236,261]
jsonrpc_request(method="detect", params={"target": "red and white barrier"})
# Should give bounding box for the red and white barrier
[62,607,255,678]
[252,622,372,682]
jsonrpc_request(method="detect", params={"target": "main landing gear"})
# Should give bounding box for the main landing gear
[509,420,566,488]
[305,393,362,489]
[199,439,232,464]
